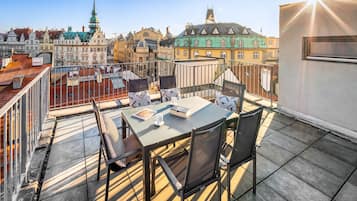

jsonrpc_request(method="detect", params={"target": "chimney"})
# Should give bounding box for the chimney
[82,26,85,32]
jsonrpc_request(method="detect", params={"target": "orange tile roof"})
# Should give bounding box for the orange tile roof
[0,54,50,109]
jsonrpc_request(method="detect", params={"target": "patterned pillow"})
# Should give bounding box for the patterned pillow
[128,90,151,108]
[160,88,181,102]
[215,92,239,112]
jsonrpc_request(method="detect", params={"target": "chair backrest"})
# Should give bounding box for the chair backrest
[183,118,226,194]
[230,107,263,167]
[159,75,176,89]
[128,78,149,92]
[91,99,109,161]
[91,98,107,135]
[91,98,127,167]
[222,80,246,113]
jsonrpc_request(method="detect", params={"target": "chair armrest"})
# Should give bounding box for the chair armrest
[157,156,183,191]
[107,149,141,164]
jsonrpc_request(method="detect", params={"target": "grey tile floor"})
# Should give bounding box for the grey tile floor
[39,103,357,201]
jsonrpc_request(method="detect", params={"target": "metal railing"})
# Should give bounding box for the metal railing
[0,67,50,201]
[49,60,278,110]
[229,61,279,105]
[49,61,176,109]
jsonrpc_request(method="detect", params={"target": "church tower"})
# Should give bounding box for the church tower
[89,0,100,34]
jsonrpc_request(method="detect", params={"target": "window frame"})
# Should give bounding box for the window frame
[303,35,357,64]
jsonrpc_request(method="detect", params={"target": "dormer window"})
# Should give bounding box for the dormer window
[228,28,235,35]
[191,30,195,35]
[212,27,219,35]
[201,29,207,35]
[242,28,249,35]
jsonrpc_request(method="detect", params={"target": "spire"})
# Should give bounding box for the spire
[89,0,100,34]
[92,0,96,16]
[205,9,215,24]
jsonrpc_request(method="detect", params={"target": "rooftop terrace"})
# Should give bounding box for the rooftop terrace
[0,60,356,201]
[34,102,357,201]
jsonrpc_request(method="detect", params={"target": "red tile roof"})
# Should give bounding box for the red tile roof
[0,54,50,109]
[14,28,32,40]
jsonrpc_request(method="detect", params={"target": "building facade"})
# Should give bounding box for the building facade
[113,27,175,63]
[37,29,63,55]
[175,9,276,65]
[264,37,279,64]
[0,29,27,57]
[0,28,64,59]
[25,31,40,57]
[53,0,107,66]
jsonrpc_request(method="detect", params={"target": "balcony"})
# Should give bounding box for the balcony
[1,60,356,201]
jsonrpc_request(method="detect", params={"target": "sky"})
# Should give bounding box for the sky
[0,0,307,38]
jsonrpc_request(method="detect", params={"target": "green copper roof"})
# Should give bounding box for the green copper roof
[63,32,91,42]
[175,36,267,49]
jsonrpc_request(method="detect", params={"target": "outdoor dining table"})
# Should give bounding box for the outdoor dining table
[121,96,239,201]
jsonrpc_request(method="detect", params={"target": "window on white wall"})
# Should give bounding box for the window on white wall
[303,35,357,63]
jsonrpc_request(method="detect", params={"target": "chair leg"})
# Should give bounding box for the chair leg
[97,142,102,181]
[227,165,231,201]
[105,167,110,201]
[151,157,156,196]
[253,156,257,194]
[218,177,222,201]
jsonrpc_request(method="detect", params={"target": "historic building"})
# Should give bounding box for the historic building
[0,28,27,57]
[0,28,64,59]
[25,31,40,57]
[53,0,107,66]
[174,9,277,65]
[36,29,63,55]
[113,27,174,63]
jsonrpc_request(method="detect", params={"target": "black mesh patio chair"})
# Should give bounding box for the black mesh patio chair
[151,118,226,201]
[220,107,263,201]
[222,80,246,114]
[159,75,180,103]
[159,75,176,90]
[128,78,151,108]
[91,98,142,201]
[128,78,149,92]
[159,75,179,147]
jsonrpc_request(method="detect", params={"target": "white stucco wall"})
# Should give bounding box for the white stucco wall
[279,0,357,139]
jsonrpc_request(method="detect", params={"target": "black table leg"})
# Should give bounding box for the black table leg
[143,148,151,201]
[122,118,127,139]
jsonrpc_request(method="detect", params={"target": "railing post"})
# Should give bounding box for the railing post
[3,113,8,201]
[193,65,196,96]
[20,95,28,183]
[270,66,273,108]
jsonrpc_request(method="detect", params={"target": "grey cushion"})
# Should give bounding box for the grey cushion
[160,88,181,102]
[215,92,239,112]
[128,90,151,108]
[103,116,126,167]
